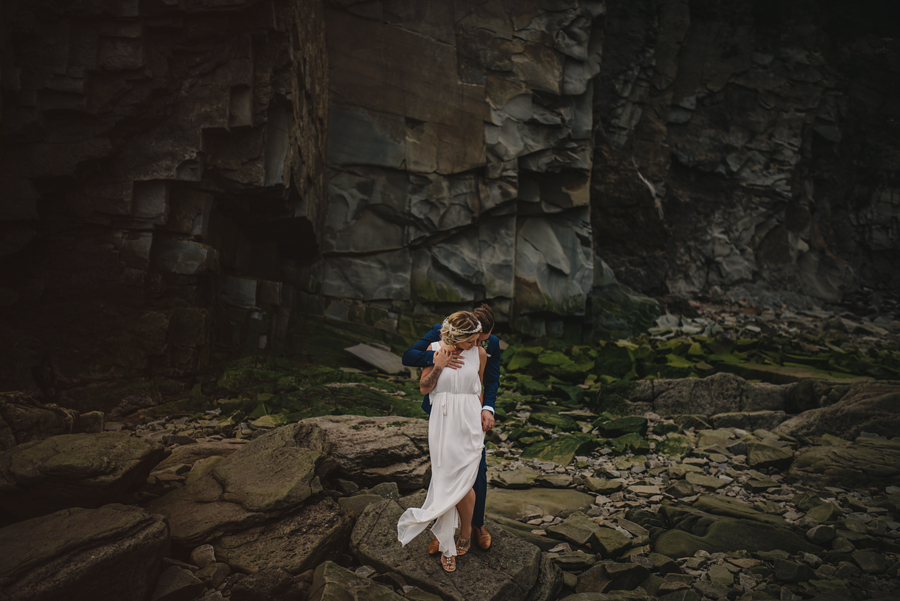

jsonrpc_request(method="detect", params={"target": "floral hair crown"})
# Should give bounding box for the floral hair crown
[442,318,482,336]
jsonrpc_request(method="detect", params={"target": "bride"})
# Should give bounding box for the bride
[396,311,487,572]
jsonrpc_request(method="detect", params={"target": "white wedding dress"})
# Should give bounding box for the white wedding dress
[397,343,485,558]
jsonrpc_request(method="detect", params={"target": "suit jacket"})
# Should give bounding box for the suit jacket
[401,324,501,415]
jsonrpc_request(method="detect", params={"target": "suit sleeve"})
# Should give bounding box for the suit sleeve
[482,338,501,412]
[401,324,442,368]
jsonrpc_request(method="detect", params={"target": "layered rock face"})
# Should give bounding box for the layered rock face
[320,0,616,340]
[319,0,900,339]
[590,0,900,305]
[0,0,328,401]
[2,0,899,400]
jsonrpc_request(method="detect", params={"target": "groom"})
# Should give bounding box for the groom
[401,303,500,553]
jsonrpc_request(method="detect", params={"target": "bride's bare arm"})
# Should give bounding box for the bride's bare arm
[420,346,451,394]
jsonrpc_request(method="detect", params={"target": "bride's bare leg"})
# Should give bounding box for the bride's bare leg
[457,489,475,547]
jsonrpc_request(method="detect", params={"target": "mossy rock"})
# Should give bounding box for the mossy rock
[507,426,551,442]
[652,422,680,436]
[521,434,600,466]
[656,435,693,457]
[610,432,650,454]
[596,416,648,437]
[594,343,636,378]
[529,412,579,432]
[548,384,586,405]
[512,374,552,396]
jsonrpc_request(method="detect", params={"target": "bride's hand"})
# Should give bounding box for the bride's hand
[433,346,453,369]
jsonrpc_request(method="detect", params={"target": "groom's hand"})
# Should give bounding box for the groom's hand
[446,350,464,370]
[481,409,494,432]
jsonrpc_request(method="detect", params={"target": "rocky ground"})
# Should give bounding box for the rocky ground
[1,378,899,599]
[1,298,900,600]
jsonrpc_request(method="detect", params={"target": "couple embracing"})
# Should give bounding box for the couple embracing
[396,304,501,572]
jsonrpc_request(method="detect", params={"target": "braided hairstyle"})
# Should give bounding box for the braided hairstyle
[440,311,482,347]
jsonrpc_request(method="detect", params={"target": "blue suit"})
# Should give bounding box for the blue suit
[401,324,501,528]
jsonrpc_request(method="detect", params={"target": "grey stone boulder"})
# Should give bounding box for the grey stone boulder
[309,561,405,601]
[145,422,332,546]
[776,381,900,440]
[150,565,204,601]
[788,437,900,489]
[0,392,79,451]
[654,517,819,558]
[0,504,169,601]
[0,432,167,519]
[709,410,787,431]
[304,415,430,490]
[486,488,596,521]
[214,498,352,575]
[631,373,785,417]
[345,344,408,375]
[352,498,545,601]
[230,567,307,601]
[152,440,247,473]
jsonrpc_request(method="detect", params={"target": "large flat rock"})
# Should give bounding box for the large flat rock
[352,498,543,601]
[0,432,166,520]
[214,498,352,575]
[344,344,407,375]
[788,437,900,489]
[145,422,331,546]
[305,415,430,490]
[486,487,595,521]
[0,504,169,601]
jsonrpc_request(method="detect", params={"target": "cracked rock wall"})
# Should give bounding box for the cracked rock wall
[319,0,611,340]
[0,0,328,405]
[318,0,900,342]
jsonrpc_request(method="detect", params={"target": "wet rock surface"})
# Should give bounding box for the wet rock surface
[0,504,169,601]
[0,431,166,520]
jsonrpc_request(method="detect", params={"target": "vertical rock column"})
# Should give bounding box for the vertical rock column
[319,0,606,339]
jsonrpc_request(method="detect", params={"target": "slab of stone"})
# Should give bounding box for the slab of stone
[344,344,408,375]
[486,488,595,522]
[492,466,539,489]
[684,472,728,490]
[145,422,330,546]
[745,440,794,469]
[214,498,352,575]
[308,561,404,601]
[0,392,78,451]
[304,415,430,490]
[352,499,543,601]
[535,474,574,488]
[590,527,632,558]
[575,561,651,594]
[788,438,900,488]
[0,504,168,601]
[692,495,785,526]
[521,433,600,466]
[151,566,204,601]
[654,518,820,558]
[583,477,625,495]
[0,431,166,519]
[851,550,890,574]
[547,511,601,547]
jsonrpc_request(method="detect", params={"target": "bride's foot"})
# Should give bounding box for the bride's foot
[441,554,456,572]
[456,537,471,556]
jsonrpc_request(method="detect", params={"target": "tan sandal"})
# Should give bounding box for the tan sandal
[441,554,456,572]
[456,537,471,556]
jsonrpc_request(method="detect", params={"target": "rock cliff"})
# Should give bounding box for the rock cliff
[1,0,899,399]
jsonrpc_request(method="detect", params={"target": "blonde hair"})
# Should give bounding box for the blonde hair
[440,311,482,347]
